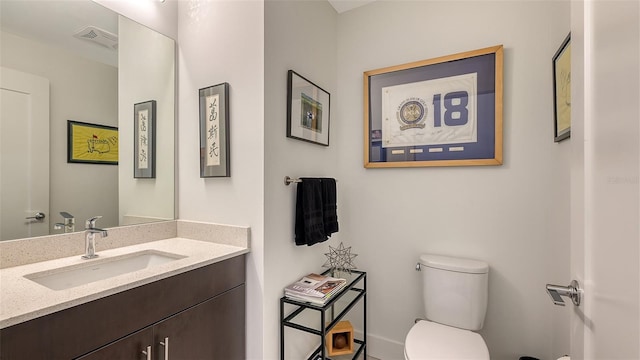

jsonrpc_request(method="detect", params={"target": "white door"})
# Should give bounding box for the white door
[570,1,639,357]
[0,67,50,241]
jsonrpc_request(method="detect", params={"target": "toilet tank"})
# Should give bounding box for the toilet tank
[419,254,489,331]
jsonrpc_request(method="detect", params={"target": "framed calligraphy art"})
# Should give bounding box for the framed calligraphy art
[134,100,156,178]
[199,82,230,177]
[67,120,118,165]
[287,70,330,146]
[553,33,571,142]
[364,45,503,168]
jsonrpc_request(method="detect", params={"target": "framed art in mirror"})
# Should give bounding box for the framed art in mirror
[199,82,230,177]
[134,100,156,178]
[364,45,503,168]
[553,33,571,142]
[67,120,118,165]
[287,70,330,146]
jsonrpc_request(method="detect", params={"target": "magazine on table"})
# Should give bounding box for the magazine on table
[284,273,347,304]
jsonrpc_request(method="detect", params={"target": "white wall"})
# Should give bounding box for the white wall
[335,2,571,359]
[176,1,265,359]
[118,16,175,225]
[1,30,119,231]
[264,1,339,359]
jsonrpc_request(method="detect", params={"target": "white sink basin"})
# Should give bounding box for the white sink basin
[25,250,186,290]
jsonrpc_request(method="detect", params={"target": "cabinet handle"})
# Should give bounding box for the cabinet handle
[160,337,169,359]
[142,345,152,360]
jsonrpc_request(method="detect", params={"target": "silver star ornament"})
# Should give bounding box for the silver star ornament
[323,242,357,274]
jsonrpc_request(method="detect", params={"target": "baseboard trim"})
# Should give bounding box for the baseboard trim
[355,330,404,360]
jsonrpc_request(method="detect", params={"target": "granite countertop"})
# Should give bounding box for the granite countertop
[0,237,249,329]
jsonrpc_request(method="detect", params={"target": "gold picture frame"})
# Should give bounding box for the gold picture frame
[67,120,118,165]
[364,45,503,168]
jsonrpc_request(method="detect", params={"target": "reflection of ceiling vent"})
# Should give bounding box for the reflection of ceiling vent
[73,26,118,50]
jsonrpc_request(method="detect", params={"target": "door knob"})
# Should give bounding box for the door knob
[546,280,582,306]
[25,212,46,221]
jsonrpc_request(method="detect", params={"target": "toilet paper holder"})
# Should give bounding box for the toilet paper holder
[546,280,582,306]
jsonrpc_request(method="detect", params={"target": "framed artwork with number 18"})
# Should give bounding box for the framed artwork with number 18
[364,45,503,168]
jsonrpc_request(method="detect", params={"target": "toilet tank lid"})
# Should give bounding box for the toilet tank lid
[419,254,489,274]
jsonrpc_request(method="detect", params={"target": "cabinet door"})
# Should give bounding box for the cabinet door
[154,284,245,360]
[76,327,153,360]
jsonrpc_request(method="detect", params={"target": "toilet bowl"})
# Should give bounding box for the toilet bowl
[404,254,490,359]
[404,320,489,359]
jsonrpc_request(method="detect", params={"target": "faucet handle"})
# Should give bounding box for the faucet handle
[85,216,103,229]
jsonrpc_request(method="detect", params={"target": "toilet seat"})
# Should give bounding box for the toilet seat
[404,320,489,360]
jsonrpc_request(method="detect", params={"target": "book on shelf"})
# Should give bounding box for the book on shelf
[284,273,347,305]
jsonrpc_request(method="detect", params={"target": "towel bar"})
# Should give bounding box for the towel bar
[284,176,302,185]
[284,176,338,186]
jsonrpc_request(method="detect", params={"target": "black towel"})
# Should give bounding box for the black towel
[294,177,339,246]
[321,178,339,236]
[295,178,327,246]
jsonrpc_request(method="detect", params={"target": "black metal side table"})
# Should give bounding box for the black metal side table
[280,269,367,360]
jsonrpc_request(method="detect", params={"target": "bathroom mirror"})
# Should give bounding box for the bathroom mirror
[0,0,175,241]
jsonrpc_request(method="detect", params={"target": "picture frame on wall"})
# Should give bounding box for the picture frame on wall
[199,82,230,177]
[134,100,156,178]
[286,70,331,146]
[67,120,118,165]
[553,33,571,142]
[363,45,503,168]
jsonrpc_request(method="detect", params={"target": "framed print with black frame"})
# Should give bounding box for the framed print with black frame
[67,120,118,165]
[199,82,230,177]
[364,45,503,168]
[134,100,156,178]
[553,33,571,142]
[287,70,330,146]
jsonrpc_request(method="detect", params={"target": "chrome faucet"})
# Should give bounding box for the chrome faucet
[83,216,108,260]
[54,211,75,233]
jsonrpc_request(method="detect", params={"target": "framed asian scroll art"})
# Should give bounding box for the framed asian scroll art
[134,100,156,178]
[364,45,503,168]
[199,82,230,177]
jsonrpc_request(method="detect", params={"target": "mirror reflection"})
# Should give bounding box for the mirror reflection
[0,0,175,241]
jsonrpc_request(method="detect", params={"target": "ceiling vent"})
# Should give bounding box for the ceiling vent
[73,26,118,50]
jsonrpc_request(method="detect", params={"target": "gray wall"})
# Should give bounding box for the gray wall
[263,0,571,359]
[265,0,340,358]
[1,30,118,232]
[335,1,570,359]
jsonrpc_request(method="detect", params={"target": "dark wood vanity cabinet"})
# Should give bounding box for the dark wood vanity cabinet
[78,284,245,360]
[0,255,246,360]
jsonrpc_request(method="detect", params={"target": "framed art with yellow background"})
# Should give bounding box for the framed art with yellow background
[67,120,118,165]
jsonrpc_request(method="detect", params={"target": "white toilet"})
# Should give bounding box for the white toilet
[404,254,490,359]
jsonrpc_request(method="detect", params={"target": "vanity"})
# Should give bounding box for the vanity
[0,220,250,359]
